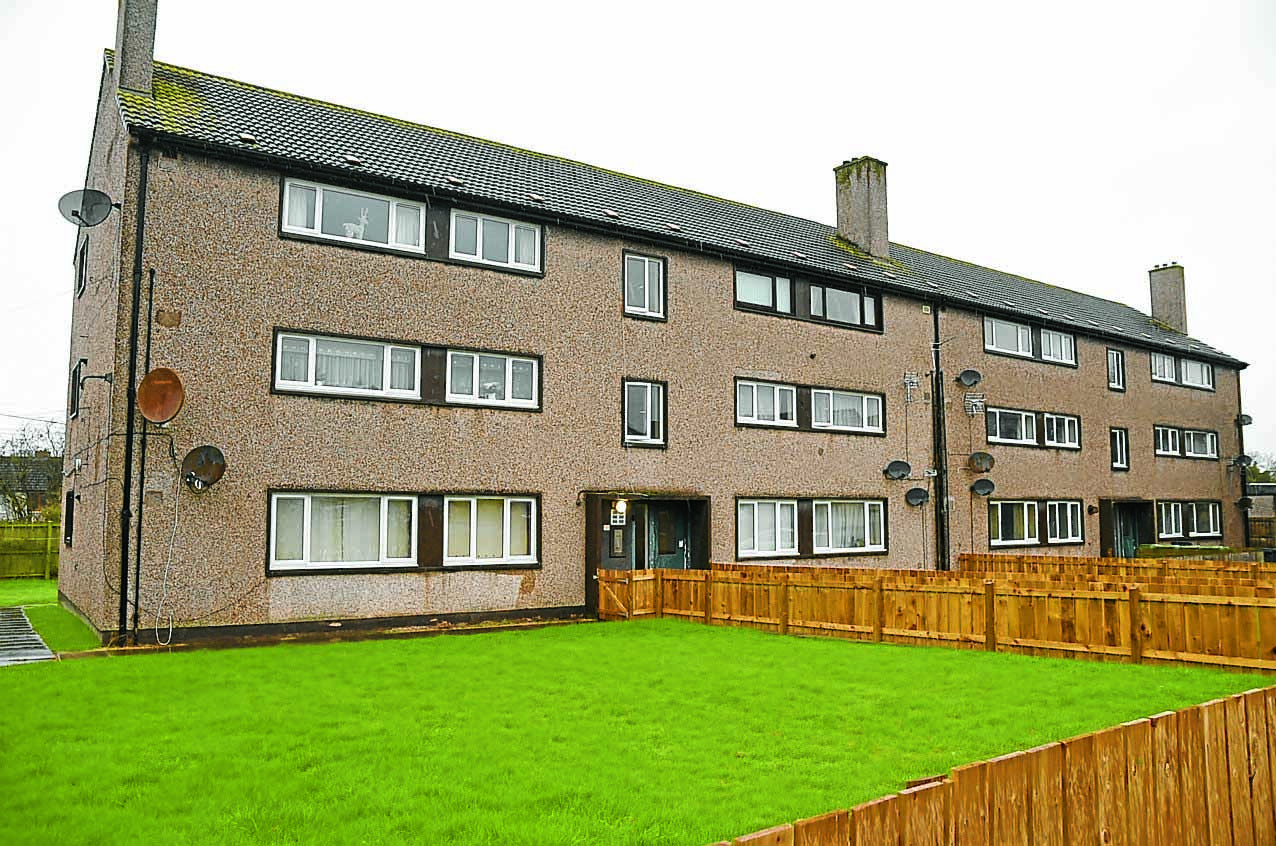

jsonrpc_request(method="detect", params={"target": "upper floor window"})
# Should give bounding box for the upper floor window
[444,495,537,566]
[989,500,1039,546]
[986,408,1036,446]
[1180,359,1214,390]
[1184,501,1221,537]
[1183,429,1219,459]
[275,332,420,400]
[812,389,883,433]
[809,282,878,328]
[446,351,538,409]
[1154,425,1181,456]
[624,380,665,446]
[1110,428,1129,470]
[1040,329,1076,365]
[1046,500,1083,543]
[813,499,885,554]
[624,253,665,319]
[282,179,424,253]
[75,239,88,297]
[1150,352,1176,383]
[984,317,1032,358]
[270,492,417,572]
[735,270,792,314]
[1042,413,1080,449]
[449,210,541,272]
[736,380,796,428]
[69,359,85,419]
[1107,349,1125,391]
[738,499,798,557]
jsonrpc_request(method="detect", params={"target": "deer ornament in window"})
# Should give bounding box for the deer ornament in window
[343,208,369,240]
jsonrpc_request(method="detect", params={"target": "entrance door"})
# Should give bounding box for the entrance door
[1113,502,1155,558]
[647,503,689,570]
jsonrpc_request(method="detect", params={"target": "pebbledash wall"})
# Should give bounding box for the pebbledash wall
[60,58,1246,640]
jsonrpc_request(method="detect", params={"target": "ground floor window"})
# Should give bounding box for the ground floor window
[270,492,417,571]
[737,499,798,557]
[1184,501,1221,538]
[1046,500,1083,543]
[444,496,537,566]
[1157,502,1183,539]
[989,500,1039,546]
[812,500,885,553]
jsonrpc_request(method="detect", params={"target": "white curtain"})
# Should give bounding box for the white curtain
[757,502,777,551]
[830,502,866,549]
[739,503,755,551]
[280,337,309,382]
[316,339,383,390]
[390,349,415,392]
[394,204,421,247]
[447,500,471,558]
[311,496,380,563]
[476,499,505,559]
[274,497,304,560]
[286,185,316,229]
[509,501,532,557]
[386,500,413,559]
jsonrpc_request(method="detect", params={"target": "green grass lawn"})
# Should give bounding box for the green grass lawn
[0,577,99,652]
[0,620,1268,845]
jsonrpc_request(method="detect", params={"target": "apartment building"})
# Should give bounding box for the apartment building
[60,1,1250,642]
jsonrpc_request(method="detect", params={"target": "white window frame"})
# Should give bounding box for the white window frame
[1154,426,1181,456]
[1107,349,1125,390]
[735,270,793,314]
[1180,359,1214,390]
[812,499,886,554]
[811,389,885,434]
[75,239,88,297]
[448,209,542,272]
[1185,502,1222,537]
[986,408,1037,446]
[989,500,1040,547]
[281,178,425,254]
[1158,501,1183,539]
[623,380,665,445]
[1046,500,1083,543]
[445,350,539,409]
[1151,352,1177,383]
[737,499,799,557]
[442,495,538,567]
[809,282,877,328]
[1040,329,1076,365]
[1182,429,1219,459]
[1042,413,1081,449]
[269,492,418,571]
[984,316,1033,358]
[624,254,665,319]
[274,332,421,400]
[736,380,797,428]
[1110,428,1129,470]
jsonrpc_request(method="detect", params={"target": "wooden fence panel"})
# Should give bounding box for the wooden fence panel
[733,823,793,845]
[1200,699,1234,843]
[898,780,948,846]
[792,809,847,846]
[1063,733,1098,846]
[850,794,899,845]
[1176,704,1211,846]
[1148,711,1183,846]
[1225,695,1255,846]
[1121,719,1154,846]
[1027,744,1063,846]
[1244,689,1275,845]
[1094,726,1129,846]
[987,751,1030,845]
[949,761,989,846]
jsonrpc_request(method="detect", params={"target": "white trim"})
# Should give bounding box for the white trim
[1110,428,1129,469]
[736,380,798,428]
[1186,501,1222,537]
[1042,413,1080,449]
[984,316,1033,358]
[812,499,886,553]
[1157,501,1183,539]
[448,209,542,272]
[811,389,884,433]
[281,178,425,254]
[624,381,665,445]
[1040,328,1076,365]
[1180,359,1214,390]
[737,499,799,557]
[442,495,538,566]
[986,408,1037,446]
[268,492,417,571]
[1107,348,1126,390]
[989,500,1039,546]
[624,254,665,318]
[1154,426,1181,456]
[1182,429,1219,459]
[274,332,421,400]
[445,350,539,409]
[1046,500,1083,543]
[1151,352,1177,383]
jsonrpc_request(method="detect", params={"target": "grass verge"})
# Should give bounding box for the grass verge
[0,578,98,652]
[0,577,56,608]
[0,619,1267,845]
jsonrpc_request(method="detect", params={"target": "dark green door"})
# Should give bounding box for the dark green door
[1115,505,1139,558]
[648,504,689,569]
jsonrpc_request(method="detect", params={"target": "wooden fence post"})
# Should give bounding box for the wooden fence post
[872,578,884,643]
[1128,585,1143,664]
[984,580,997,652]
[704,570,714,626]
[44,523,53,580]
[653,569,663,618]
[626,574,634,621]
[779,574,790,636]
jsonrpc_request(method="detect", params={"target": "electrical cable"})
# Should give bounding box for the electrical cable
[154,467,179,646]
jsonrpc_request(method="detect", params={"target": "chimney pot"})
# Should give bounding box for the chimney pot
[1149,263,1188,334]
[834,156,890,258]
[114,0,157,95]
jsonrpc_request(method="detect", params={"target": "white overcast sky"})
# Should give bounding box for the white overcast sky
[1,0,1274,456]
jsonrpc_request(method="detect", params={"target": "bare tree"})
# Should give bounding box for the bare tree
[1248,450,1276,483]
[0,423,65,521]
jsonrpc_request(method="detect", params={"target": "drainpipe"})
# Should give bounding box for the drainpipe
[1236,376,1250,549]
[130,267,157,641]
[930,304,951,570]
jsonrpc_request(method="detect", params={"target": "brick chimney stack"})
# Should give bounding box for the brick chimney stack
[114,0,157,95]
[1149,263,1188,334]
[834,157,890,258]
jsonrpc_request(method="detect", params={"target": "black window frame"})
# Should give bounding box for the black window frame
[985,405,1082,451]
[733,265,884,333]
[981,315,1079,369]
[1109,427,1130,471]
[1152,424,1219,461]
[621,251,669,322]
[69,359,86,419]
[621,378,668,450]
[1106,348,1126,392]
[74,238,88,298]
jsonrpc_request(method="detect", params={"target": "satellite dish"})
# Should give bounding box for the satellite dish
[1237,497,1253,510]
[58,189,116,227]
[137,368,185,424]
[1238,414,1253,426]
[970,478,996,497]
[905,487,930,506]
[883,460,912,481]
[956,369,983,388]
[968,452,995,473]
[181,446,226,491]
[1234,454,1254,468]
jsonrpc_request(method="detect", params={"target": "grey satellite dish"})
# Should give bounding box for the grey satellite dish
[883,460,912,481]
[968,452,995,473]
[1238,497,1253,510]
[181,445,226,492]
[956,369,983,388]
[58,189,117,227]
[1234,454,1254,468]
[905,487,930,506]
[970,478,996,497]
[1238,414,1253,426]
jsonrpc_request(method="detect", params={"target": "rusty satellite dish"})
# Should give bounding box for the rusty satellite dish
[138,367,185,424]
[181,446,226,491]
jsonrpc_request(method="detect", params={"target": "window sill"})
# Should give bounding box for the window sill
[279,229,428,259]
[624,309,668,323]
[733,302,883,334]
[983,347,1079,369]
[446,396,540,411]
[444,253,544,278]
[989,540,1041,548]
[267,563,424,577]
[623,440,667,450]
[441,560,540,570]
[736,420,800,430]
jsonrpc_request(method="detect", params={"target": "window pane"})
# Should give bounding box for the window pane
[320,189,389,243]
[475,499,505,559]
[778,503,796,550]
[1023,415,1036,441]
[757,502,777,551]
[865,397,882,429]
[478,355,506,400]
[626,384,648,438]
[511,360,534,401]
[826,288,860,324]
[814,503,829,549]
[830,502,866,548]
[649,385,663,441]
[757,385,775,421]
[274,497,304,560]
[775,277,791,313]
[737,383,753,418]
[625,257,647,309]
[863,295,877,326]
[280,336,309,382]
[316,338,383,390]
[446,500,471,558]
[833,393,862,428]
[390,348,416,391]
[514,226,537,266]
[386,500,413,559]
[778,389,795,423]
[1048,505,1059,540]
[509,501,532,557]
[482,218,510,263]
[450,353,474,396]
[739,503,756,552]
[737,271,773,307]
[814,392,831,426]
[454,214,478,256]
[394,204,421,247]
[868,503,883,546]
[286,184,316,229]
[810,286,824,317]
[646,262,663,315]
[311,496,380,563]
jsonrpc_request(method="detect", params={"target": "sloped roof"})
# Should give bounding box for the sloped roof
[112,54,1245,368]
[0,457,61,494]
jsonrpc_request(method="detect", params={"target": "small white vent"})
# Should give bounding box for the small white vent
[603,209,621,219]
[526,193,545,202]
[341,153,363,166]
[445,176,466,186]
[666,222,682,232]
[734,238,751,247]
[237,132,257,144]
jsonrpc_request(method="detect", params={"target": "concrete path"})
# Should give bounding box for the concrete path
[0,606,55,667]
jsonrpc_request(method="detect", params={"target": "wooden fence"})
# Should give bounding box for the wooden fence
[958,552,1276,582]
[1253,517,1276,548]
[0,522,59,579]
[709,686,1276,845]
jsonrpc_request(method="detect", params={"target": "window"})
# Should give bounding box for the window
[1046,501,1083,543]
[986,408,1037,445]
[1158,501,1183,539]
[75,239,88,297]
[443,496,537,566]
[282,179,424,253]
[69,359,85,419]
[1107,349,1125,391]
[1110,428,1129,470]
[449,209,542,271]
[1154,426,1181,456]
[270,492,417,571]
[1183,429,1219,459]
[812,500,885,553]
[1151,352,1177,383]
[736,381,796,427]
[984,317,1033,358]
[1040,329,1076,365]
[1180,359,1214,390]
[1042,413,1080,449]
[446,351,538,409]
[1184,502,1221,537]
[624,254,665,319]
[812,389,884,433]
[809,282,879,328]
[737,499,798,557]
[735,270,792,314]
[624,380,665,446]
[989,501,1039,546]
[275,333,420,400]
[63,491,75,547]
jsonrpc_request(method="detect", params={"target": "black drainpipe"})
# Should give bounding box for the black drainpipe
[130,267,157,641]
[1237,377,1250,549]
[930,303,951,570]
[117,141,150,645]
